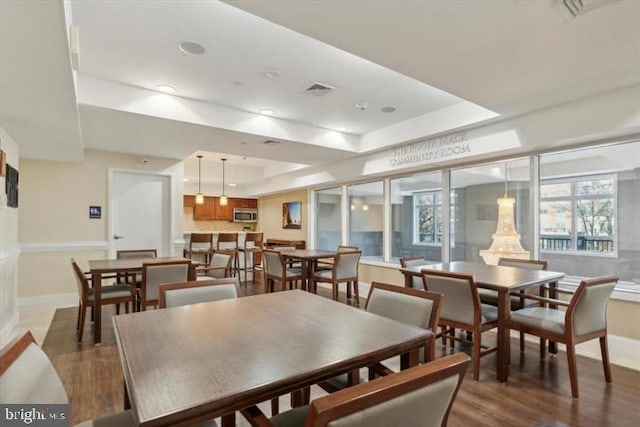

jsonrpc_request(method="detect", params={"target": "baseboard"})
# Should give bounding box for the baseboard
[18,292,77,308]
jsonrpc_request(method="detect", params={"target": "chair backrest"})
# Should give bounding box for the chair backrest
[71,258,89,300]
[262,249,285,278]
[338,245,359,252]
[159,278,241,308]
[0,332,68,404]
[271,246,296,252]
[333,251,361,280]
[217,232,238,250]
[306,353,470,427]
[244,232,263,249]
[421,269,480,326]
[116,249,157,259]
[568,276,618,337]
[141,260,191,302]
[366,282,441,334]
[204,253,233,278]
[498,257,547,270]
[400,256,427,290]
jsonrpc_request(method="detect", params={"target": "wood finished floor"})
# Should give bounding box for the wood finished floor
[42,279,640,426]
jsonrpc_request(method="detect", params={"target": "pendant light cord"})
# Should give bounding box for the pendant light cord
[504,162,508,197]
[221,158,227,196]
[197,155,202,193]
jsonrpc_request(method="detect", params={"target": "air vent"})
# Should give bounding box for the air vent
[561,0,613,18]
[263,139,281,146]
[302,81,336,96]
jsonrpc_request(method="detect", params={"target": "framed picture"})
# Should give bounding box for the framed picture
[282,201,302,229]
[0,149,6,177]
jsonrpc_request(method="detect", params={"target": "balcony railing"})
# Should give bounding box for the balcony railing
[540,234,614,253]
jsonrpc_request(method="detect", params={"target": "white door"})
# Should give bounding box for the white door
[110,171,172,257]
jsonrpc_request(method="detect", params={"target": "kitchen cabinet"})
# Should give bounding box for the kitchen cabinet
[185,196,259,221]
[213,197,233,220]
[192,196,215,220]
[183,195,195,208]
[232,198,258,209]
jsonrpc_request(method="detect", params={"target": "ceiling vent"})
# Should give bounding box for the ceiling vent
[302,81,336,96]
[262,139,282,146]
[561,0,613,18]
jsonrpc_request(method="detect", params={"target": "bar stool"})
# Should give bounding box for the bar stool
[187,233,214,266]
[241,232,263,285]
[217,232,239,277]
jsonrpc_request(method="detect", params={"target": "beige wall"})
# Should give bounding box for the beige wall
[257,189,308,244]
[18,150,184,298]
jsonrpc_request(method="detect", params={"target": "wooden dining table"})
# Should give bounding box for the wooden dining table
[399,261,564,382]
[281,249,337,291]
[88,256,194,344]
[112,290,431,427]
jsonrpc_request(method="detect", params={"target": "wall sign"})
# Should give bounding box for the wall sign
[389,132,470,168]
[89,206,102,219]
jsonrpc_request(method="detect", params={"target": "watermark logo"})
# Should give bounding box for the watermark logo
[1,404,70,426]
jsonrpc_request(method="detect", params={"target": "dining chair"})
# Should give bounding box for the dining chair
[421,269,498,380]
[71,258,135,343]
[309,251,361,304]
[320,281,443,393]
[138,260,192,311]
[187,233,214,266]
[509,276,618,398]
[400,256,428,290]
[262,249,303,292]
[115,248,157,285]
[477,257,549,352]
[159,277,242,308]
[315,245,359,272]
[217,232,239,276]
[242,232,264,284]
[0,331,219,427]
[196,252,233,279]
[241,352,470,427]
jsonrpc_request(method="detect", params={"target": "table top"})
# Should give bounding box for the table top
[113,290,431,426]
[281,249,337,260]
[88,257,190,273]
[400,261,564,292]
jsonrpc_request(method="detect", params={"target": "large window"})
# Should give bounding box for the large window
[314,187,342,250]
[540,175,616,254]
[348,181,383,260]
[390,172,442,262]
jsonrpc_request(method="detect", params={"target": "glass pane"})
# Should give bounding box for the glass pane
[314,188,342,250]
[541,182,571,198]
[575,179,614,196]
[540,201,572,251]
[348,181,383,261]
[390,172,442,262]
[576,199,615,252]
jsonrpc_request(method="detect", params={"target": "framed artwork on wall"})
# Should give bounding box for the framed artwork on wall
[282,201,302,229]
[6,163,18,208]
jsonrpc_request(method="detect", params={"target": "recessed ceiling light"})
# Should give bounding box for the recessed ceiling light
[232,81,244,86]
[183,178,189,182]
[381,106,397,113]
[178,41,206,55]
[260,109,275,116]
[355,101,370,111]
[335,126,347,132]
[157,84,175,94]
[228,183,237,187]
[265,69,282,79]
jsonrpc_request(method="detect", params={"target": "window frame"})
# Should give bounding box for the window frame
[412,190,443,246]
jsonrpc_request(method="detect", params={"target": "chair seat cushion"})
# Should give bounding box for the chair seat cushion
[87,285,132,301]
[480,304,498,323]
[270,405,310,427]
[314,270,333,279]
[478,288,538,310]
[510,307,565,335]
[285,268,302,278]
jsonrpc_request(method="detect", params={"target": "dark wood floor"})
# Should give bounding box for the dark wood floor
[42,279,640,426]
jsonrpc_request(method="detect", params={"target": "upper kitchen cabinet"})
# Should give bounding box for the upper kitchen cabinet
[213,197,233,220]
[192,196,215,220]
[231,198,258,209]
[183,195,196,208]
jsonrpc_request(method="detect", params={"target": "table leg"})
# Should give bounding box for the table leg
[301,260,308,292]
[291,389,308,407]
[91,271,102,345]
[548,281,558,354]
[497,291,510,382]
[123,380,131,410]
[400,348,419,370]
[221,413,235,427]
[403,272,413,288]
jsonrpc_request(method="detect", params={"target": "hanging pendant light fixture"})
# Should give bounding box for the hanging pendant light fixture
[479,162,529,265]
[219,158,228,206]
[195,155,204,205]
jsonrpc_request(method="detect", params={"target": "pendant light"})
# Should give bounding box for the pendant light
[479,162,529,265]
[219,158,228,206]
[195,155,204,205]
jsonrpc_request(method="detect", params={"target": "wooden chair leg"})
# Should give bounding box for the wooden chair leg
[472,329,481,381]
[441,326,448,346]
[76,302,82,331]
[270,397,279,416]
[353,281,359,305]
[600,336,612,383]
[78,304,87,343]
[346,282,352,299]
[332,282,339,301]
[116,303,120,315]
[449,328,455,349]
[428,339,435,362]
[566,343,579,398]
[520,331,525,352]
[539,337,547,360]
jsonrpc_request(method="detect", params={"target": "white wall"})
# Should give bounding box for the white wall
[0,127,20,344]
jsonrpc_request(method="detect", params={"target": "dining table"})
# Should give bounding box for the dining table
[112,290,431,427]
[399,260,564,382]
[88,256,195,344]
[280,249,337,291]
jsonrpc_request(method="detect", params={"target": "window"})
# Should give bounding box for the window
[314,187,342,250]
[413,191,442,244]
[348,181,383,260]
[540,175,616,254]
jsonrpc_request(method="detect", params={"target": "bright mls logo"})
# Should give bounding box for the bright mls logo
[1,404,69,426]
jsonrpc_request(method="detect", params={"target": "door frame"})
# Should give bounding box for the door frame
[107,168,175,258]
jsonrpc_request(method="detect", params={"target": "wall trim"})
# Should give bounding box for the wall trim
[0,248,21,261]
[18,292,77,308]
[20,241,109,252]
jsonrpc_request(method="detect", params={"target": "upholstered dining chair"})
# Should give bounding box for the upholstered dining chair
[0,331,219,427]
[187,233,214,265]
[262,249,303,292]
[421,269,498,380]
[115,248,157,285]
[138,260,192,311]
[196,252,233,279]
[159,277,242,308]
[217,232,239,276]
[71,258,135,343]
[400,256,428,290]
[509,276,618,398]
[309,251,361,304]
[320,281,443,393]
[315,245,359,272]
[241,353,470,427]
[242,232,264,284]
[477,257,549,352]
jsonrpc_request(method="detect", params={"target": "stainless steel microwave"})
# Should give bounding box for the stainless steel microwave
[233,208,258,223]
